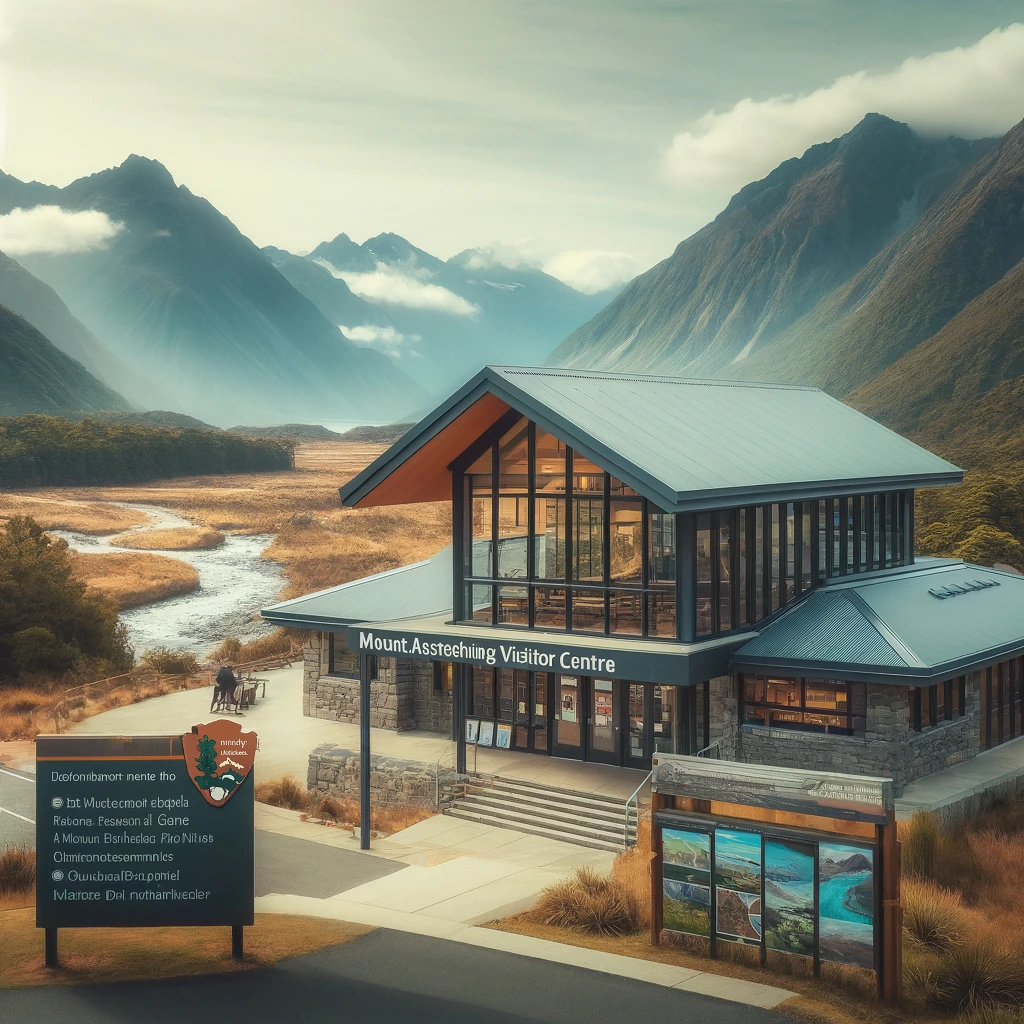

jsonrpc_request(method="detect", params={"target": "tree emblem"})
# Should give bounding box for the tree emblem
[182,721,256,806]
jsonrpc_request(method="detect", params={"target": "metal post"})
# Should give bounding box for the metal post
[232,925,243,960]
[677,512,696,643]
[359,651,371,850]
[456,663,467,775]
[45,927,58,967]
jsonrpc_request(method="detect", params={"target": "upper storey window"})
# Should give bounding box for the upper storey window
[462,418,676,640]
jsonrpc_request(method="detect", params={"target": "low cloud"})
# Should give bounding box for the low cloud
[319,259,478,316]
[542,250,639,294]
[462,240,545,272]
[0,205,123,255]
[663,23,1024,191]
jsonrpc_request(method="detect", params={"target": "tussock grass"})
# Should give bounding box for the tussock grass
[0,845,34,894]
[209,629,295,664]
[902,880,969,951]
[530,866,643,937]
[0,495,150,534]
[113,526,225,550]
[70,550,199,609]
[901,811,941,880]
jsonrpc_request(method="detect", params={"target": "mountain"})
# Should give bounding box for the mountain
[550,114,993,377]
[0,304,131,415]
[267,231,612,392]
[0,250,157,406]
[0,157,425,424]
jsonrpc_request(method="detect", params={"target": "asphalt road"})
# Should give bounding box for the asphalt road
[0,765,35,848]
[0,929,795,1024]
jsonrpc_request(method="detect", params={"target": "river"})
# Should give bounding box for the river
[55,503,285,656]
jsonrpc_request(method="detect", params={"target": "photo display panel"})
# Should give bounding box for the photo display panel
[714,828,762,945]
[763,838,816,960]
[661,827,711,937]
[818,842,875,970]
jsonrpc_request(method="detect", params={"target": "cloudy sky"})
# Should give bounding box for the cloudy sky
[2,1,1023,290]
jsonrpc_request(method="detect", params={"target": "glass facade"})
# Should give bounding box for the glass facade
[462,418,676,639]
[979,658,1024,749]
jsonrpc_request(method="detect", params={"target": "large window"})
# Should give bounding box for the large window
[462,418,676,639]
[979,659,1024,750]
[912,677,966,732]
[328,634,376,679]
[740,675,866,736]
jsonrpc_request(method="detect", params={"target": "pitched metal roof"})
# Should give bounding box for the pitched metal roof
[734,561,1024,684]
[261,547,452,630]
[340,366,962,512]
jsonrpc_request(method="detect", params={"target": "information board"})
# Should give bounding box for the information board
[36,722,255,930]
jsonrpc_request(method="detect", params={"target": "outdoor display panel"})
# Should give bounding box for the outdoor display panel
[36,724,255,933]
[818,842,875,970]
[764,838,816,960]
[714,828,762,945]
[661,827,711,937]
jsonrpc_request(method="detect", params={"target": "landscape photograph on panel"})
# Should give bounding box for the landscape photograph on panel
[662,828,711,937]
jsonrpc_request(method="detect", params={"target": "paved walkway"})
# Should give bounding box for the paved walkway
[896,732,1024,821]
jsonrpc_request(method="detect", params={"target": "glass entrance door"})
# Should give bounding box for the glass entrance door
[553,675,583,757]
[588,678,620,765]
[627,684,651,768]
[513,670,550,753]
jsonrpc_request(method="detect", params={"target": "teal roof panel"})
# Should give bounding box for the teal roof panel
[735,562,1024,683]
[341,366,962,512]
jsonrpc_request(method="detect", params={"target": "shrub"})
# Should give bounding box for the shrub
[931,941,1024,1012]
[0,844,35,893]
[209,637,243,663]
[903,878,969,950]
[901,810,941,879]
[140,646,200,676]
[531,866,642,936]
[254,776,313,812]
[961,1005,1024,1024]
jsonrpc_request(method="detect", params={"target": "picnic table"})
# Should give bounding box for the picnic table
[209,673,269,715]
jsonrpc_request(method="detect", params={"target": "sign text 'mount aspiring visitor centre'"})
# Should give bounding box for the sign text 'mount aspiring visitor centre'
[355,628,625,676]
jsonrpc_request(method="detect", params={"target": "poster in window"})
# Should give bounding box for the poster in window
[714,829,762,945]
[477,721,494,747]
[495,723,512,749]
[465,718,480,744]
[661,828,711,937]
[818,842,874,970]
[764,839,815,959]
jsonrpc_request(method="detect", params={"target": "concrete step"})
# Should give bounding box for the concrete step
[471,773,639,810]
[461,783,635,824]
[443,807,625,853]
[460,791,629,835]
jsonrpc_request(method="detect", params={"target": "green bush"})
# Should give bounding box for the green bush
[140,647,200,676]
[0,517,133,684]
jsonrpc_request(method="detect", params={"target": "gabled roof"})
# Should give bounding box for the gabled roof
[340,366,962,512]
[262,547,452,630]
[734,561,1024,684]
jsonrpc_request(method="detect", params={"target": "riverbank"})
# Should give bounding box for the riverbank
[2,442,451,603]
[70,550,200,609]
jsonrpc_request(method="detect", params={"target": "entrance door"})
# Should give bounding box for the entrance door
[552,675,584,757]
[588,678,620,765]
[513,670,551,753]
[626,684,651,769]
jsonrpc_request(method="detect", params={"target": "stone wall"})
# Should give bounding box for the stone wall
[308,744,465,810]
[731,674,981,797]
[301,632,449,733]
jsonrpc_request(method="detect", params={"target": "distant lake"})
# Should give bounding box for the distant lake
[819,870,872,924]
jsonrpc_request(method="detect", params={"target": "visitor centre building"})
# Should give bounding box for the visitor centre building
[263,367,1024,798]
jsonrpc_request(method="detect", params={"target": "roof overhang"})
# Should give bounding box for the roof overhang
[340,366,963,512]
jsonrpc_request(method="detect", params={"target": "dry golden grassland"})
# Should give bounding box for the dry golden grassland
[4,442,451,601]
[112,526,226,550]
[0,905,371,989]
[69,550,200,609]
[0,494,151,534]
[493,807,1024,1024]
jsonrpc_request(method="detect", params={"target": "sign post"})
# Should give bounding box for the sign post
[36,720,256,966]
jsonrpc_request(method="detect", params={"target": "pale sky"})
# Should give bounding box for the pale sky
[2,1,1023,287]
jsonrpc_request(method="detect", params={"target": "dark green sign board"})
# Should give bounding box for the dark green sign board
[36,733,254,930]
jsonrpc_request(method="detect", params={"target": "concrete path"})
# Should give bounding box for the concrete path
[896,732,1024,821]
[0,930,797,1024]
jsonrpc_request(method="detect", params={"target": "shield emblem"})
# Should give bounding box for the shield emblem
[181,719,257,807]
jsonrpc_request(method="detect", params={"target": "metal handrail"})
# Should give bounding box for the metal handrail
[624,770,652,849]
[696,741,721,759]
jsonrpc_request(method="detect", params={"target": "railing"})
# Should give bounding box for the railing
[696,741,721,759]
[624,770,652,849]
[48,643,304,732]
